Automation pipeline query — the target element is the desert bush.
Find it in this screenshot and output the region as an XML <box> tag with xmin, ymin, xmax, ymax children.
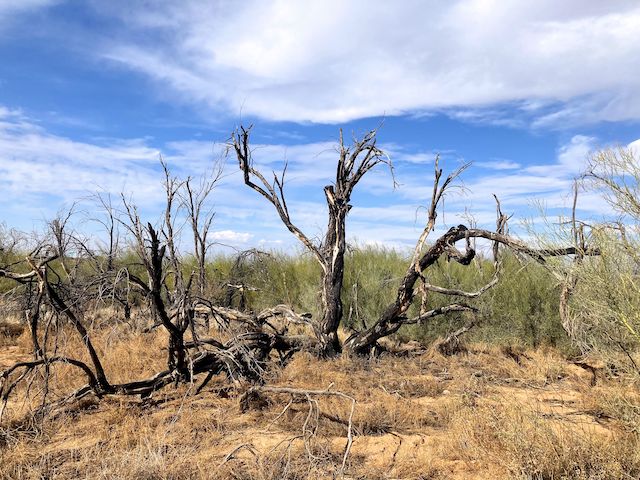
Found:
<box><xmin>473</xmin><ymin>253</ymin><xmax>567</xmax><ymax>348</ymax></box>
<box><xmin>203</xmin><ymin>245</ymin><xmax>566</xmax><ymax>350</ymax></box>
<box><xmin>395</xmin><ymin>252</ymin><xmax>565</xmax><ymax>349</ymax></box>
<box><xmin>545</xmin><ymin>147</ymin><xmax>640</xmax><ymax>374</ymax></box>
<box><xmin>342</xmin><ymin>245</ymin><xmax>408</xmax><ymax>330</ymax></box>
<box><xmin>570</xmin><ymin>229</ymin><xmax>640</xmax><ymax>363</ymax></box>
<box><xmin>215</xmin><ymin>246</ymin><xmax>567</xmax><ymax>352</ymax></box>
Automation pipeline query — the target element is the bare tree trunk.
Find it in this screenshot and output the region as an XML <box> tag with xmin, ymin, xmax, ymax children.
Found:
<box><xmin>27</xmin><ymin>287</ymin><xmax>44</xmax><ymax>359</ymax></box>
<box><xmin>182</xmin><ymin>171</ymin><xmax>220</xmax><ymax>297</ymax></box>
<box><xmin>315</xmin><ymin>190</ymin><xmax>348</xmax><ymax>354</ymax></box>
<box><xmin>44</xmin><ymin>280</ymin><xmax>112</xmax><ymax>392</ymax></box>
<box><xmin>231</xmin><ymin>126</ymin><xmax>391</xmax><ymax>357</ymax></box>
<box><xmin>558</xmin><ymin>181</ymin><xmax>585</xmax><ymax>340</ymax></box>
<box><xmin>146</xmin><ymin>224</ymin><xmax>188</xmax><ymax>377</ymax></box>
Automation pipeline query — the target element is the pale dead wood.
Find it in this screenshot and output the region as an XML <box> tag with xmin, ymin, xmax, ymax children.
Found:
<box><xmin>344</xmin><ymin>166</ymin><xmax>596</xmax><ymax>355</ymax></box>
<box><xmin>231</xmin><ymin>125</ymin><xmax>393</xmax><ymax>356</ymax></box>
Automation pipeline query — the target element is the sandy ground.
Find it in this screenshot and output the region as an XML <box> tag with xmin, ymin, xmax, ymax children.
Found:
<box><xmin>0</xmin><ymin>326</ymin><xmax>637</xmax><ymax>479</ymax></box>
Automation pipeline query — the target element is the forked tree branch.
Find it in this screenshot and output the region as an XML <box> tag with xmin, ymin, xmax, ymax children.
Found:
<box><xmin>232</xmin><ymin>126</ymin><xmax>325</xmax><ymax>266</ymax></box>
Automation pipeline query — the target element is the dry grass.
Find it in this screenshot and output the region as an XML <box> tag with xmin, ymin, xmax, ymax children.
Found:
<box><xmin>0</xmin><ymin>315</ymin><xmax>24</xmax><ymax>349</ymax></box>
<box><xmin>0</xmin><ymin>319</ymin><xmax>639</xmax><ymax>479</ymax></box>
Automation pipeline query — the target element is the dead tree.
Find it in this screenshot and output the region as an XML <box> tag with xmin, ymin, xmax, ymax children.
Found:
<box><xmin>344</xmin><ymin>160</ymin><xmax>596</xmax><ymax>355</ymax></box>
<box><xmin>181</xmin><ymin>165</ymin><xmax>222</xmax><ymax>296</ymax></box>
<box><xmin>1</xmin><ymin>215</ymin><xmax>312</xmax><ymax>418</ymax></box>
<box><xmin>89</xmin><ymin>193</ymin><xmax>135</xmax><ymax>321</ymax></box>
<box><xmin>0</xmin><ymin>223</ymin><xmax>115</xmax><ymax>397</ymax></box>
<box><xmin>0</xmin><ymin>162</ymin><xmax>321</xmax><ymax>422</ymax></box>
<box><xmin>119</xmin><ymin>191</ymin><xmax>192</xmax><ymax>378</ymax></box>
<box><xmin>231</xmin><ymin>126</ymin><xmax>392</xmax><ymax>356</ymax></box>
<box><xmin>558</xmin><ymin>181</ymin><xmax>587</xmax><ymax>339</ymax></box>
<box><xmin>223</xmin><ymin>249</ymin><xmax>270</xmax><ymax>311</ymax></box>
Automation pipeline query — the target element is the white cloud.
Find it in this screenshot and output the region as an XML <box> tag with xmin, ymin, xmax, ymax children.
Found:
<box><xmin>525</xmin><ymin>135</ymin><xmax>596</xmax><ymax>176</ymax></box>
<box><xmin>628</xmin><ymin>138</ymin><xmax>640</xmax><ymax>153</ymax></box>
<box><xmin>0</xmin><ymin>105</ymin><xmax>618</xmax><ymax>250</ymax></box>
<box><xmin>476</xmin><ymin>160</ymin><xmax>521</xmax><ymax>170</ymax></box>
<box><xmin>557</xmin><ymin>135</ymin><xmax>597</xmax><ymax>171</ymax></box>
<box><xmin>211</xmin><ymin>230</ymin><xmax>253</xmax><ymax>243</ymax></box>
<box><xmin>0</xmin><ymin>109</ymin><xmax>165</xmax><ymax>210</ymax></box>
<box><xmin>381</xmin><ymin>142</ymin><xmax>442</xmax><ymax>165</ymax></box>
<box><xmin>92</xmin><ymin>0</ymin><xmax>640</xmax><ymax>125</ymax></box>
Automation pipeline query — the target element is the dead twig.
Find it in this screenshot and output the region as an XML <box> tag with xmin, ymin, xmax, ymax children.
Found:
<box><xmin>240</xmin><ymin>383</ymin><xmax>356</xmax><ymax>475</ymax></box>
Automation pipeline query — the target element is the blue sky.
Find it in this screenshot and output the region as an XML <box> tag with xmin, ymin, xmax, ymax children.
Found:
<box><xmin>1</xmin><ymin>0</ymin><xmax>639</xmax><ymax>251</ymax></box>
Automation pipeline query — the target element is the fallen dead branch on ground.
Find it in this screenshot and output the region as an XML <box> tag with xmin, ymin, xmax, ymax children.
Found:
<box><xmin>239</xmin><ymin>383</ymin><xmax>356</xmax><ymax>475</ymax></box>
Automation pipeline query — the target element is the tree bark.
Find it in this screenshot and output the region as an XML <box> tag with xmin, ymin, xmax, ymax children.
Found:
<box><xmin>316</xmin><ymin>188</ymin><xmax>348</xmax><ymax>355</ymax></box>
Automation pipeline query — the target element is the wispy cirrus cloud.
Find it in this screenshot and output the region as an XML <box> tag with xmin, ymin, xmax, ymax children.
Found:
<box><xmin>475</xmin><ymin>160</ymin><xmax>521</xmax><ymax>170</ymax></box>
<box><xmin>0</xmin><ymin>108</ymin><xmax>162</xmax><ymax>210</ymax></box>
<box><xmin>0</xmin><ymin>105</ymin><xmax>620</xmax><ymax>249</ymax></box>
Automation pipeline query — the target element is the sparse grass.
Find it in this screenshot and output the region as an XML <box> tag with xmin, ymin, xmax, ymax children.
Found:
<box><xmin>449</xmin><ymin>400</ymin><xmax>640</xmax><ymax>479</ymax></box>
<box><xmin>0</xmin><ymin>315</ymin><xmax>24</xmax><ymax>348</ymax></box>
<box><xmin>1</xmin><ymin>320</ymin><xmax>638</xmax><ymax>479</ymax></box>
<box><xmin>581</xmin><ymin>385</ymin><xmax>640</xmax><ymax>434</ymax></box>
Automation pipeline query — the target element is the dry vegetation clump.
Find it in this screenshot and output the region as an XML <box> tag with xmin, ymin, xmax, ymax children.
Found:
<box><xmin>1</xmin><ymin>321</ymin><xmax>638</xmax><ymax>479</ymax></box>
<box><xmin>580</xmin><ymin>385</ymin><xmax>640</xmax><ymax>434</ymax></box>
<box><xmin>7</xmin><ymin>322</ymin><xmax>169</xmax><ymax>396</ymax></box>
<box><xmin>448</xmin><ymin>400</ymin><xmax>640</xmax><ymax>479</ymax></box>
<box><xmin>0</xmin><ymin>316</ymin><xmax>23</xmax><ymax>344</ymax></box>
